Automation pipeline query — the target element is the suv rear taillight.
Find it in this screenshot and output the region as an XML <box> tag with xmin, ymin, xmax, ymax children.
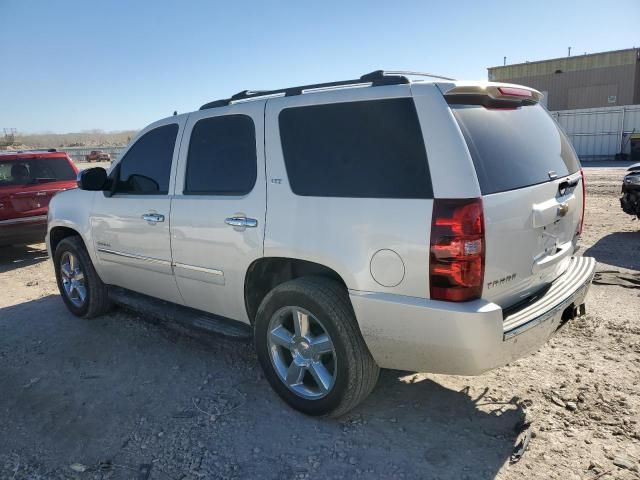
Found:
<box><xmin>578</xmin><ymin>168</ymin><xmax>586</xmax><ymax>235</ymax></box>
<box><xmin>430</xmin><ymin>198</ymin><xmax>485</xmax><ymax>302</ymax></box>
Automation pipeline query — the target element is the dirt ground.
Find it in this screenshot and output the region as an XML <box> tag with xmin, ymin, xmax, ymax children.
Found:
<box><xmin>0</xmin><ymin>164</ymin><xmax>639</xmax><ymax>480</ymax></box>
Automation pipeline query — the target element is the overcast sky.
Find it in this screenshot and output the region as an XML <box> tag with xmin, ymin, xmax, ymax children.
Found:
<box><xmin>1</xmin><ymin>0</ymin><xmax>639</xmax><ymax>133</ymax></box>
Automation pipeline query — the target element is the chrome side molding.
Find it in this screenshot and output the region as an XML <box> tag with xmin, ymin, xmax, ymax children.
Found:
<box><xmin>97</xmin><ymin>248</ymin><xmax>223</xmax><ymax>276</ymax></box>
<box><xmin>96</xmin><ymin>248</ymin><xmax>172</xmax><ymax>266</ymax></box>
<box><xmin>172</xmin><ymin>262</ymin><xmax>223</xmax><ymax>276</ymax></box>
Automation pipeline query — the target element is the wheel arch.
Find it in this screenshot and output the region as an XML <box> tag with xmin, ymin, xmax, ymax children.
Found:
<box><xmin>48</xmin><ymin>225</ymin><xmax>84</xmax><ymax>255</ymax></box>
<box><xmin>244</xmin><ymin>257</ymin><xmax>350</xmax><ymax>325</ymax></box>
<box><xmin>46</xmin><ymin>188</ymin><xmax>96</xmax><ymax>259</ymax></box>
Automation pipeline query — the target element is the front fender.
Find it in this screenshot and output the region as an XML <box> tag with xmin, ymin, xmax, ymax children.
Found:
<box><xmin>47</xmin><ymin>189</ymin><xmax>97</xmax><ymax>264</ymax></box>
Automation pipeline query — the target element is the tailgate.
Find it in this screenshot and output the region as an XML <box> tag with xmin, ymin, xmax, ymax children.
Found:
<box><xmin>450</xmin><ymin>102</ymin><xmax>583</xmax><ymax>308</ymax></box>
<box><xmin>0</xmin><ymin>184</ymin><xmax>69</xmax><ymax>222</ymax></box>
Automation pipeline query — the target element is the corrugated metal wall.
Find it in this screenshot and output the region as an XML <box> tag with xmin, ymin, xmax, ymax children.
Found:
<box><xmin>489</xmin><ymin>49</ymin><xmax>638</xmax><ymax>81</ymax></box>
<box><xmin>488</xmin><ymin>49</ymin><xmax>639</xmax><ymax>110</ymax></box>
<box><xmin>489</xmin><ymin>63</ymin><xmax>636</xmax><ymax>110</ymax></box>
<box><xmin>551</xmin><ymin>105</ymin><xmax>640</xmax><ymax>158</ymax></box>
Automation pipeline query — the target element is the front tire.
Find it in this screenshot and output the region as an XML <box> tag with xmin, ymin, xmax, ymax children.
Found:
<box><xmin>254</xmin><ymin>277</ymin><xmax>379</xmax><ymax>417</ymax></box>
<box><xmin>53</xmin><ymin>236</ymin><xmax>111</xmax><ymax>318</ymax></box>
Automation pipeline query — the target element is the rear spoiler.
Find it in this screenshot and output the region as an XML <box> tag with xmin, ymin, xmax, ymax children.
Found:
<box><xmin>440</xmin><ymin>84</ymin><xmax>543</xmax><ymax>108</ymax></box>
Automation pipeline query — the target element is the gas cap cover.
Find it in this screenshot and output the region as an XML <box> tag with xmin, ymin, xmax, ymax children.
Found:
<box><xmin>370</xmin><ymin>249</ymin><xmax>405</xmax><ymax>287</ymax></box>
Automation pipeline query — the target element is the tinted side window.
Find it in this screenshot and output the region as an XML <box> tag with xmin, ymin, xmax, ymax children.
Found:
<box><xmin>279</xmin><ymin>98</ymin><xmax>432</xmax><ymax>198</ymax></box>
<box><xmin>185</xmin><ymin>115</ymin><xmax>257</xmax><ymax>195</ymax></box>
<box><xmin>452</xmin><ymin>104</ymin><xmax>580</xmax><ymax>195</ymax></box>
<box><xmin>116</xmin><ymin>124</ymin><xmax>178</xmax><ymax>195</ymax></box>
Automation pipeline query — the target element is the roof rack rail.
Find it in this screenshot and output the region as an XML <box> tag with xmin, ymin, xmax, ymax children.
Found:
<box><xmin>199</xmin><ymin>70</ymin><xmax>455</xmax><ymax>110</ymax></box>
<box><xmin>367</xmin><ymin>70</ymin><xmax>456</xmax><ymax>82</ymax></box>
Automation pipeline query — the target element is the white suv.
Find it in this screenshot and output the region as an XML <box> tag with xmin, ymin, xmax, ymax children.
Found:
<box><xmin>47</xmin><ymin>71</ymin><xmax>596</xmax><ymax>417</ymax></box>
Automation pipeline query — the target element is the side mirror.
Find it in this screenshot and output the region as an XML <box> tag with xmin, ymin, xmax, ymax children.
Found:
<box><xmin>77</xmin><ymin>167</ymin><xmax>108</xmax><ymax>191</ymax></box>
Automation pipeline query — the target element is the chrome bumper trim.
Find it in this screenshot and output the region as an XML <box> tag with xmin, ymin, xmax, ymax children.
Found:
<box><xmin>503</xmin><ymin>256</ymin><xmax>596</xmax><ymax>340</ymax></box>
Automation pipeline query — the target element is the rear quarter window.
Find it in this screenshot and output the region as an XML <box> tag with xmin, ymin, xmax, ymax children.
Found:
<box><xmin>278</xmin><ymin>98</ymin><xmax>432</xmax><ymax>199</ymax></box>
<box><xmin>452</xmin><ymin>104</ymin><xmax>580</xmax><ymax>195</ymax></box>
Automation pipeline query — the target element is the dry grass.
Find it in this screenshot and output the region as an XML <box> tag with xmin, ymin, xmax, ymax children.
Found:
<box><xmin>9</xmin><ymin>130</ymin><xmax>138</xmax><ymax>149</ymax></box>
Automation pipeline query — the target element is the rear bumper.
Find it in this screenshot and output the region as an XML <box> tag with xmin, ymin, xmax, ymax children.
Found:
<box><xmin>350</xmin><ymin>256</ymin><xmax>596</xmax><ymax>375</ymax></box>
<box><xmin>0</xmin><ymin>216</ymin><xmax>47</xmax><ymax>246</ymax></box>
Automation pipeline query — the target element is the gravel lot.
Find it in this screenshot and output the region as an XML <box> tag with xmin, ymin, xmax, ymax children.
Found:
<box><xmin>0</xmin><ymin>163</ymin><xmax>639</xmax><ymax>479</ymax></box>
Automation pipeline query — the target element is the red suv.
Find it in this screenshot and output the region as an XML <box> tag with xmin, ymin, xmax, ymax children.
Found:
<box><xmin>0</xmin><ymin>150</ymin><xmax>78</xmax><ymax>246</ymax></box>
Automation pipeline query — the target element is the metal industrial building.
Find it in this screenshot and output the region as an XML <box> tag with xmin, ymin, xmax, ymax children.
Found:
<box><xmin>488</xmin><ymin>48</ymin><xmax>640</xmax><ymax>111</ymax></box>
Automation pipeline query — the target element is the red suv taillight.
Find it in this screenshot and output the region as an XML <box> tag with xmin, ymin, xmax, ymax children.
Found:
<box><xmin>578</xmin><ymin>168</ymin><xmax>586</xmax><ymax>235</ymax></box>
<box><xmin>430</xmin><ymin>198</ymin><xmax>485</xmax><ymax>302</ymax></box>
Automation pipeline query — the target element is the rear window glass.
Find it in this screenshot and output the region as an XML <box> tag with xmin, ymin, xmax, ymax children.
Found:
<box><xmin>0</xmin><ymin>157</ymin><xmax>75</xmax><ymax>187</ymax></box>
<box><xmin>185</xmin><ymin>115</ymin><xmax>257</xmax><ymax>195</ymax></box>
<box><xmin>452</xmin><ymin>104</ymin><xmax>580</xmax><ymax>195</ymax></box>
<box><xmin>279</xmin><ymin>98</ymin><xmax>432</xmax><ymax>198</ymax></box>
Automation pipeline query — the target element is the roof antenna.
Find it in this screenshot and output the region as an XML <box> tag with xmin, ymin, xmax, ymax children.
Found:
<box><xmin>173</xmin><ymin>110</ymin><xmax>177</xmax><ymax>116</ymax></box>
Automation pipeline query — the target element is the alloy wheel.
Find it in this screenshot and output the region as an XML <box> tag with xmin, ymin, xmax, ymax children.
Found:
<box><xmin>267</xmin><ymin>306</ymin><xmax>337</xmax><ymax>400</ymax></box>
<box><xmin>60</xmin><ymin>251</ymin><xmax>87</xmax><ymax>307</ymax></box>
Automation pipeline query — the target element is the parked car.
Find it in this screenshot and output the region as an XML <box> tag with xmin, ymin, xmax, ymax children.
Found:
<box><xmin>0</xmin><ymin>150</ymin><xmax>78</xmax><ymax>246</ymax></box>
<box><xmin>620</xmin><ymin>162</ymin><xmax>640</xmax><ymax>219</ymax></box>
<box><xmin>85</xmin><ymin>150</ymin><xmax>111</xmax><ymax>162</ymax></box>
<box><xmin>47</xmin><ymin>71</ymin><xmax>596</xmax><ymax>417</ymax></box>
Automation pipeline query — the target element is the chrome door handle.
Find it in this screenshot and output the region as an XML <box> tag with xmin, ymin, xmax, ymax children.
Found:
<box><xmin>225</xmin><ymin>217</ymin><xmax>258</xmax><ymax>228</ymax></box>
<box><xmin>142</xmin><ymin>213</ymin><xmax>165</xmax><ymax>223</ymax></box>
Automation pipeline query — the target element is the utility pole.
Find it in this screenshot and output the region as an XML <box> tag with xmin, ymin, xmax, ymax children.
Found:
<box><xmin>568</xmin><ymin>46</ymin><xmax>572</xmax><ymax>57</ymax></box>
<box><xmin>0</xmin><ymin>128</ymin><xmax>17</xmax><ymax>150</ymax></box>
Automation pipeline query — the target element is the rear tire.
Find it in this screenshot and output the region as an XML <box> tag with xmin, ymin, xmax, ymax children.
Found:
<box><xmin>254</xmin><ymin>276</ymin><xmax>379</xmax><ymax>417</ymax></box>
<box><xmin>54</xmin><ymin>236</ymin><xmax>112</xmax><ymax>318</ymax></box>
